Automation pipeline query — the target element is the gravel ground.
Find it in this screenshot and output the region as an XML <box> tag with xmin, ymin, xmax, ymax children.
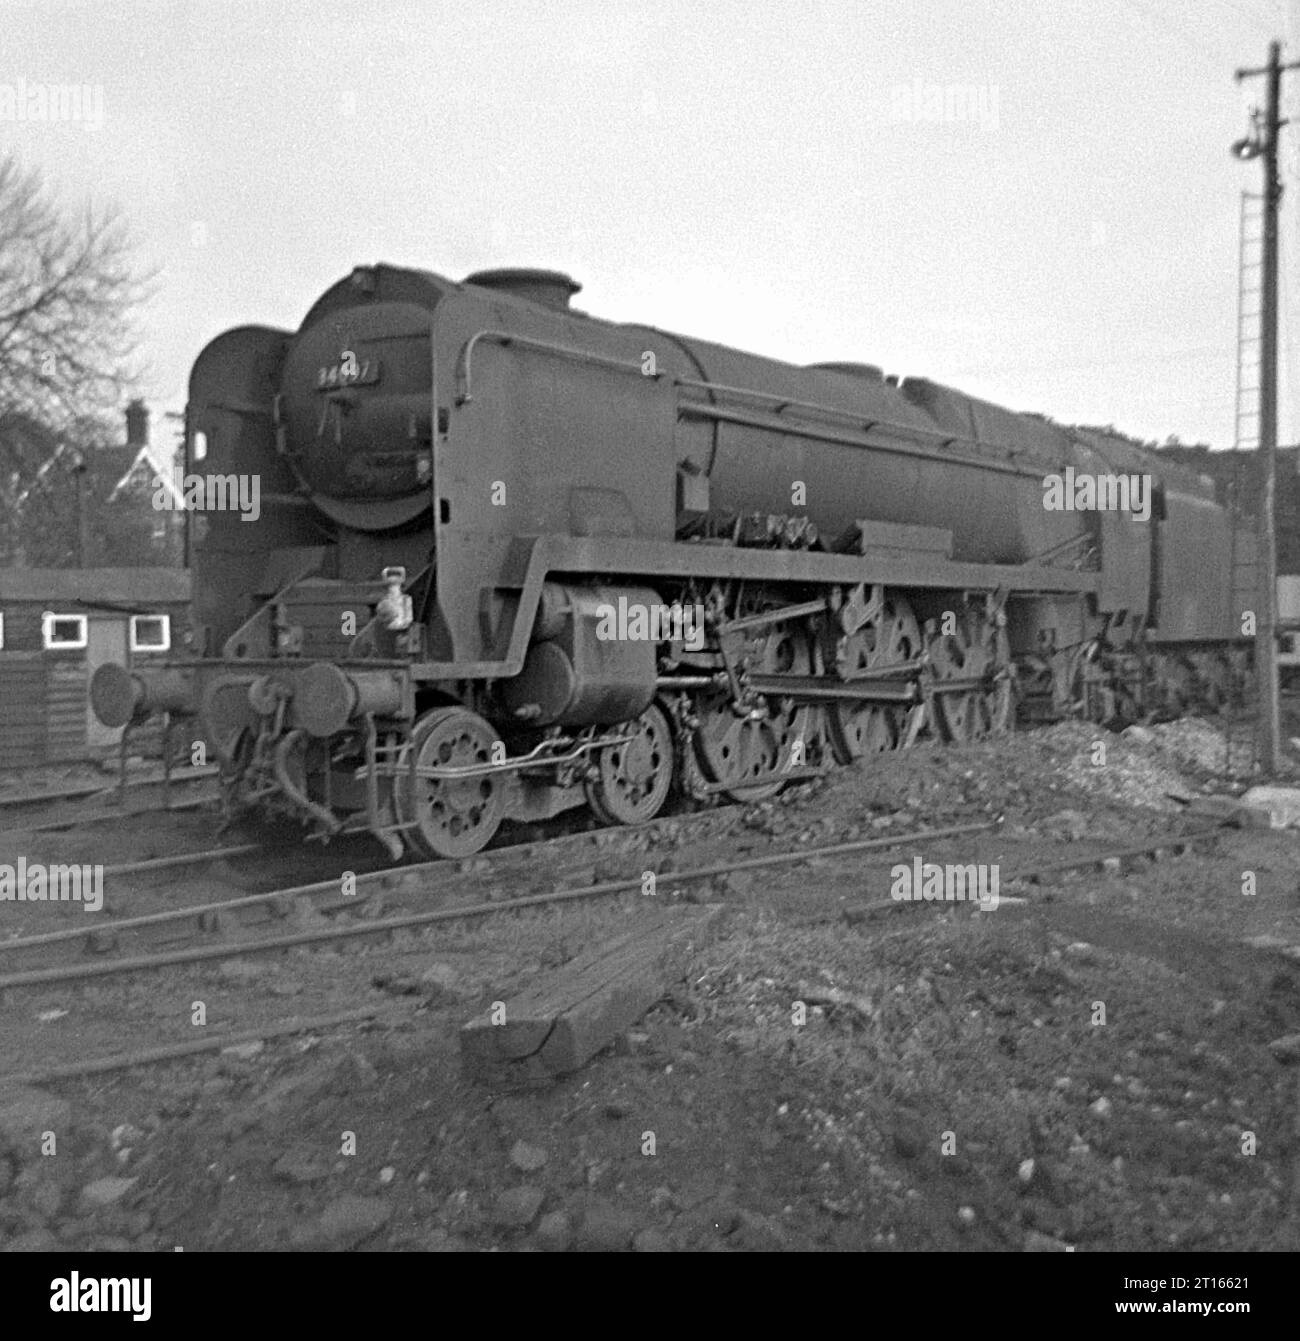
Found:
<box><xmin>3</xmin><ymin>715</ymin><xmax>1300</xmax><ymax>1252</ymax></box>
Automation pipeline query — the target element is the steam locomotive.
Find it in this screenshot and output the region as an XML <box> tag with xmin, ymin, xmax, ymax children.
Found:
<box><xmin>90</xmin><ymin>264</ymin><xmax>1255</xmax><ymax>859</ymax></box>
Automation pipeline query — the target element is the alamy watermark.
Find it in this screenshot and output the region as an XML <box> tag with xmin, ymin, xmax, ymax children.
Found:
<box><xmin>890</xmin><ymin>857</ymin><xmax>1000</xmax><ymax>910</ymax></box>
<box><xmin>153</xmin><ymin>470</ymin><xmax>261</xmax><ymax>522</ymax></box>
<box><xmin>890</xmin><ymin>81</ymin><xmax>999</xmax><ymax>131</ymax></box>
<box><xmin>1042</xmin><ymin>468</ymin><xmax>1151</xmax><ymax>520</ymax></box>
<box><xmin>1</xmin><ymin>859</ymin><xmax>103</xmax><ymax>912</ymax></box>
<box><xmin>50</xmin><ymin>1274</ymin><xmax>151</xmax><ymax>1322</ymax></box>
<box><xmin>0</xmin><ymin>79</ymin><xmax>104</xmax><ymax>130</ymax></box>
<box><xmin>594</xmin><ymin>597</ymin><xmax>706</xmax><ymax>651</ymax></box>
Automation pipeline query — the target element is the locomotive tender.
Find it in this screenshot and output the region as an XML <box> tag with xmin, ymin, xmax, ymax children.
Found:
<box><xmin>91</xmin><ymin>264</ymin><xmax>1254</xmax><ymax>858</ymax></box>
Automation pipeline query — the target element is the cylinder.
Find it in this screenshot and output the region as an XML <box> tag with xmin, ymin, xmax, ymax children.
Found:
<box><xmin>531</xmin><ymin>582</ymin><xmax>573</xmax><ymax>642</ymax></box>
<box><xmin>498</xmin><ymin>640</ymin><xmax>577</xmax><ymax>723</ymax></box>
<box><xmin>499</xmin><ymin>584</ymin><xmax>660</xmax><ymax>726</ymax></box>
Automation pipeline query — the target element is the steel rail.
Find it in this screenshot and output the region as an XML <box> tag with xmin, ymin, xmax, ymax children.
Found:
<box><xmin>0</xmin><ymin>805</ymin><xmax>748</xmax><ymax>956</ymax></box>
<box><xmin>0</xmin><ymin>766</ymin><xmax>216</xmax><ymax>809</ymax></box>
<box><xmin>0</xmin><ymin>1006</ymin><xmax>393</xmax><ymax>1087</ymax></box>
<box><xmin>842</xmin><ymin>822</ymin><xmax>1232</xmax><ymax>921</ymax></box>
<box><xmin>0</xmin><ymin>821</ymin><xmax>994</xmax><ymax>990</ymax></box>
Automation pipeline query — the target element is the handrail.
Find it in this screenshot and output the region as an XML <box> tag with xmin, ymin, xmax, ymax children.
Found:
<box><xmin>679</xmin><ymin>402</ymin><xmax>1046</xmax><ymax>481</ymax></box>
<box><xmin>455</xmin><ymin>329</ymin><xmax>651</xmax><ymax>404</ymax></box>
<box><xmin>676</xmin><ymin>376</ymin><xmax>1062</xmax><ymax>469</ymax></box>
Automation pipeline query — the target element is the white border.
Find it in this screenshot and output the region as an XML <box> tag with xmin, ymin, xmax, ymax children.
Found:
<box><xmin>41</xmin><ymin>611</ymin><xmax>88</xmax><ymax>651</ymax></box>
<box><xmin>129</xmin><ymin>613</ymin><xmax>171</xmax><ymax>652</ymax></box>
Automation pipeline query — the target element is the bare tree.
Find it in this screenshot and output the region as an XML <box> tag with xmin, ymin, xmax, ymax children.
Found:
<box><xmin>0</xmin><ymin>153</ymin><xmax>150</xmax><ymax>563</ymax></box>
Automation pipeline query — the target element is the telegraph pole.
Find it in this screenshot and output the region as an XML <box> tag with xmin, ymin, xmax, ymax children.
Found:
<box><xmin>71</xmin><ymin>449</ymin><xmax>89</xmax><ymax>568</ymax></box>
<box><xmin>1235</xmin><ymin>40</ymin><xmax>1300</xmax><ymax>775</ymax></box>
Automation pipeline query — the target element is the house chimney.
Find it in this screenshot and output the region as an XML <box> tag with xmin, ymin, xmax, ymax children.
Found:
<box><xmin>125</xmin><ymin>398</ymin><xmax>149</xmax><ymax>448</ymax></box>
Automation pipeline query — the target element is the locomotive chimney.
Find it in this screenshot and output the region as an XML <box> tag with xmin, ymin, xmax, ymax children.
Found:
<box><xmin>125</xmin><ymin>398</ymin><xmax>150</xmax><ymax>448</ymax></box>
<box><xmin>464</xmin><ymin>268</ymin><xmax>581</xmax><ymax>311</ymax></box>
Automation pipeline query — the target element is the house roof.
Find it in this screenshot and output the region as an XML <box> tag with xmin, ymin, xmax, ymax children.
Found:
<box><xmin>0</xmin><ymin>567</ymin><xmax>190</xmax><ymax>606</ymax></box>
<box><xmin>106</xmin><ymin>444</ymin><xmax>186</xmax><ymax>507</ymax></box>
<box><xmin>3</xmin><ymin>412</ymin><xmax>187</xmax><ymax>512</ymax></box>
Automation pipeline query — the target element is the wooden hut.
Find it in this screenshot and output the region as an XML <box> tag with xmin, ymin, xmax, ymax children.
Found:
<box><xmin>0</xmin><ymin>567</ymin><xmax>190</xmax><ymax>768</ymax></box>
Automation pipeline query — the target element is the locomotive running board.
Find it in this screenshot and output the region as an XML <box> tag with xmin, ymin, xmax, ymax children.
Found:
<box><xmin>416</xmin><ymin>533</ymin><xmax>1100</xmax><ymax>682</ymax></box>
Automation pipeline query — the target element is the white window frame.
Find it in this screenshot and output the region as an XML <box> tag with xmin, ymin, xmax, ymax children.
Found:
<box><xmin>42</xmin><ymin>612</ymin><xmax>88</xmax><ymax>651</ymax></box>
<box><xmin>0</xmin><ymin>612</ymin><xmax>5</xmax><ymax>650</ymax></box>
<box><xmin>129</xmin><ymin>613</ymin><xmax>171</xmax><ymax>653</ymax></box>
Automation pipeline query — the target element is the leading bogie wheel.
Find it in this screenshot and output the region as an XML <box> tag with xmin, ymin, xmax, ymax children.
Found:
<box><xmin>398</xmin><ymin>706</ymin><xmax>506</xmax><ymax>860</ymax></box>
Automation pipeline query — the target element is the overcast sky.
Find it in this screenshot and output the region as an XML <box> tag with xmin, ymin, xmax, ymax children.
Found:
<box><xmin>5</xmin><ymin>0</ymin><xmax>1300</xmax><ymax>452</ymax></box>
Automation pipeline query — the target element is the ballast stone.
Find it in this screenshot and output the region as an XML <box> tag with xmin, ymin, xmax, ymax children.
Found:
<box><xmin>293</xmin><ymin>1195</ymin><xmax>391</xmax><ymax>1249</ymax></box>
<box><xmin>0</xmin><ymin>1086</ymin><xmax>72</xmax><ymax>1148</ymax></box>
<box><xmin>1238</xmin><ymin>785</ymin><xmax>1300</xmax><ymax>829</ymax></box>
<box><xmin>79</xmin><ymin>1176</ymin><xmax>137</xmax><ymax>1210</ymax></box>
<box><xmin>492</xmin><ymin>1185</ymin><xmax>544</xmax><ymax>1228</ymax></box>
<box><xmin>1267</xmin><ymin>1033</ymin><xmax>1300</xmax><ymax>1063</ymax></box>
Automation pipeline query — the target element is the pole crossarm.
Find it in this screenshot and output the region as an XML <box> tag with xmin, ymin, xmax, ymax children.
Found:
<box><xmin>1236</xmin><ymin>61</ymin><xmax>1300</xmax><ymax>80</ymax></box>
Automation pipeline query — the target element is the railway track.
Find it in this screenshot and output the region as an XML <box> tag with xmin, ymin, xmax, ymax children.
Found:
<box><xmin>14</xmin><ymin>799</ymin><xmax>752</xmax><ymax>921</ymax></box>
<box><xmin>2</xmin><ymin>782</ymin><xmax>747</xmax><ymax>912</ymax></box>
<box><xmin>0</xmin><ymin>800</ymin><xmax>752</xmax><ymax>970</ymax></box>
<box><xmin>0</xmin><ymin>818</ymin><xmax>1234</xmax><ymax>994</ymax></box>
<box><xmin>0</xmin><ymin>1006</ymin><xmax>404</xmax><ymax>1087</ymax></box>
<box><xmin>0</xmin><ymin>764</ymin><xmax>217</xmax><ymax>810</ymax></box>
<box><xmin>13</xmin><ymin>772</ymin><xmax>768</xmax><ymax>897</ymax></box>
<box><xmin>0</xmin><ymin>767</ymin><xmax>218</xmax><ymax>836</ymax></box>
